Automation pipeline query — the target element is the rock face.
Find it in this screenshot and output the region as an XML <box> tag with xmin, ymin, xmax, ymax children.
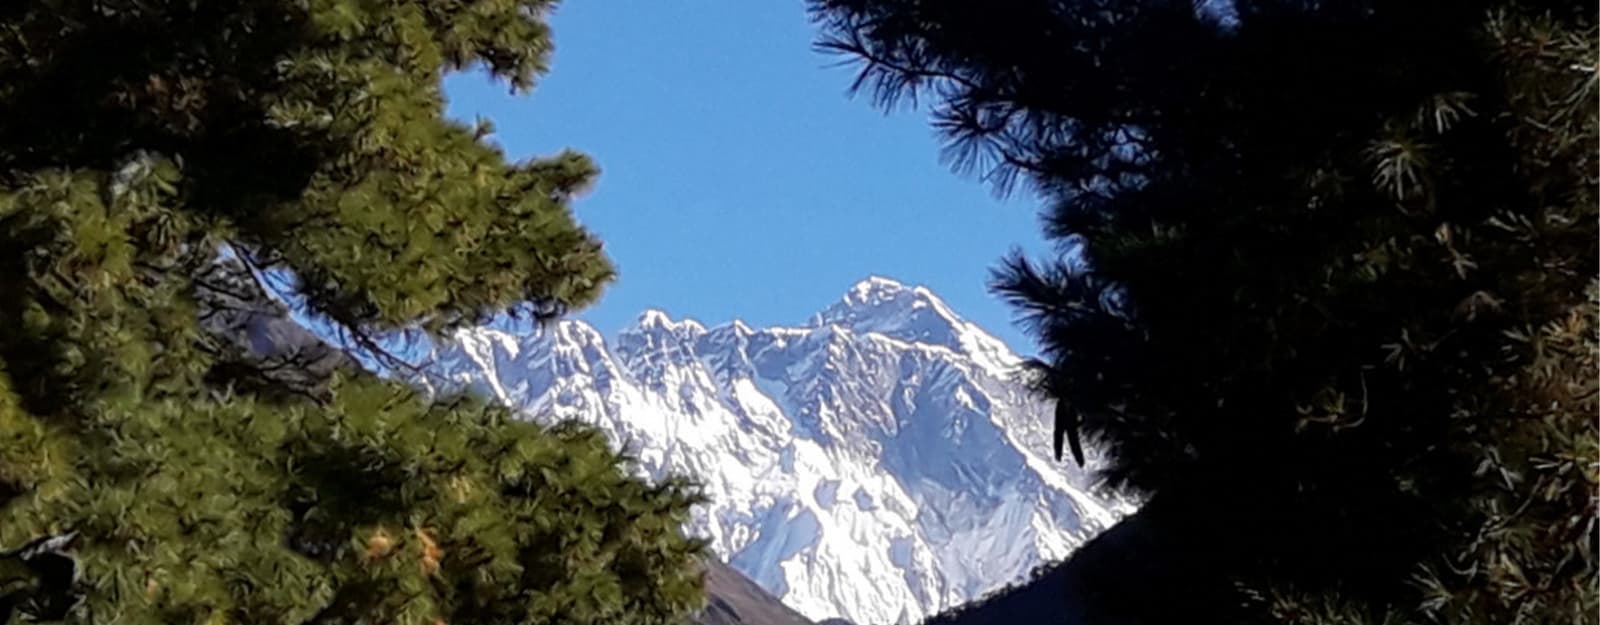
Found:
<box><xmin>195</xmin><ymin>257</ymin><xmax>357</xmax><ymax>399</ymax></box>
<box><xmin>422</xmin><ymin>277</ymin><xmax>1134</xmax><ymax>625</ymax></box>
<box><xmin>698</xmin><ymin>558</ymin><xmax>817</xmax><ymax>625</ymax></box>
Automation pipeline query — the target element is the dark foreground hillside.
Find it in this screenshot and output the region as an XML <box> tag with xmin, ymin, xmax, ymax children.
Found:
<box><xmin>918</xmin><ymin>499</ymin><xmax>1234</xmax><ymax>625</ymax></box>
<box><xmin>915</xmin><ymin>564</ymin><xmax>1070</xmax><ymax>625</ymax></box>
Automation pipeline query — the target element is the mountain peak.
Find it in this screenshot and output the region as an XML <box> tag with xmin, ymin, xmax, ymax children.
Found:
<box><xmin>837</xmin><ymin>276</ymin><xmax>952</xmax><ymax>313</ymax></box>
<box><xmin>630</xmin><ymin>308</ymin><xmax>707</xmax><ymax>337</ymax></box>
<box><xmin>545</xmin><ymin>318</ymin><xmax>608</xmax><ymax>349</ymax></box>
<box><xmin>616</xmin><ymin>309</ymin><xmax>707</xmax><ymax>369</ymax></box>
<box><xmin>833</xmin><ymin>276</ymin><xmax>954</xmax><ymax>316</ymax></box>
<box><xmin>415</xmin><ymin>276</ymin><xmax>1127</xmax><ymax>625</ymax></box>
<box><xmin>844</xmin><ymin>275</ymin><xmax>909</xmax><ymax>300</ymax></box>
<box><xmin>812</xmin><ymin>276</ymin><xmax>964</xmax><ymax>347</ymax></box>
<box><xmin>811</xmin><ymin>276</ymin><xmax>1023</xmax><ymax>375</ymax></box>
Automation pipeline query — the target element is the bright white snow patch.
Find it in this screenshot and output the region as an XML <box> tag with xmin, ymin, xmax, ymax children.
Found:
<box><xmin>423</xmin><ymin>277</ymin><xmax>1133</xmax><ymax>625</ymax></box>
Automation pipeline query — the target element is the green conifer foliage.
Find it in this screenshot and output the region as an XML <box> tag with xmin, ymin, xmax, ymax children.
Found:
<box><xmin>0</xmin><ymin>2</ymin><xmax>706</xmax><ymax>624</ymax></box>
<box><xmin>813</xmin><ymin>1</ymin><xmax>1596</xmax><ymax>623</ymax></box>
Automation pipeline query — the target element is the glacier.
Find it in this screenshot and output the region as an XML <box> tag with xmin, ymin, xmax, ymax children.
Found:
<box><xmin>417</xmin><ymin>276</ymin><xmax>1134</xmax><ymax>625</ymax></box>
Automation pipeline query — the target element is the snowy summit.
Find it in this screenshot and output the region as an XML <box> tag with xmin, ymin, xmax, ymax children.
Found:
<box><xmin>422</xmin><ymin>277</ymin><xmax>1134</xmax><ymax>625</ymax></box>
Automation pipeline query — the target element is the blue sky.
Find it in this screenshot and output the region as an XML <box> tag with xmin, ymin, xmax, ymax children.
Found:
<box><xmin>442</xmin><ymin>1</ymin><xmax>1051</xmax><ymax>353</ymax></box>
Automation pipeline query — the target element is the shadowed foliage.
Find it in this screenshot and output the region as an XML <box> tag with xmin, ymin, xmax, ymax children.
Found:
<box><xmin>812</xmin><ymin>1</ymin><xmax>1597</xmax><ymax>623</ymax></box>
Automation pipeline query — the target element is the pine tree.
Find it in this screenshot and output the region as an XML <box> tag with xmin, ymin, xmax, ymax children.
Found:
<box><xmin>811</xmin><ymin>1</ymin><xmax>1596</xmax><ymax>623</ymax></box>
<box><xmin>0</xmin><ymin>2</ymin><xmax>707</xmax><ymax>624</ymax></box>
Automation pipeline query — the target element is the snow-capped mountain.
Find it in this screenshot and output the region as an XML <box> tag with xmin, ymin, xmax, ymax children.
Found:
<box><xmin>420</xmin><ymin>277</ymin><xmax>1134</xmax><ymax>625</ymax></box>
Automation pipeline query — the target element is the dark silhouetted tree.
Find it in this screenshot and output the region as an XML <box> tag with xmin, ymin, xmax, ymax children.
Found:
<box><xmin>812</xmin><ymin>1</ymin><xmax>1596</xmax><ymax>623</ymax></box>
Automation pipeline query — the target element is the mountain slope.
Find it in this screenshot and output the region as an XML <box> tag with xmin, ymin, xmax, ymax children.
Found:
<box><xmin>699</xmin><ymin>559</ymin><xmax>818</xmax><ymax>625</ymax></box>
<box><xmin>422</xmin><ymin>277</ymin><xmax>1133</xmax><ymax>624</ymax></box>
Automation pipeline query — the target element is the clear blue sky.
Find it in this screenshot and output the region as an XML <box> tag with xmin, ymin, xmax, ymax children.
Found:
<box><xmin>442</xmin><ymin>1</ymin><xmax>1051</xmax><ymax>353</ymax></box>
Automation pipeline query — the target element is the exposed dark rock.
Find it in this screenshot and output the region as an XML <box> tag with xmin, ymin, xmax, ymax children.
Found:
<box><xmin>195</xmin><ymin>258</ymin><xmax>357</xmax><ymax>399</ymax></box>
<box><xmin>697</xmin><ymin>559</ymin><xmax>816</xmax><ymax>625</ymax></box>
